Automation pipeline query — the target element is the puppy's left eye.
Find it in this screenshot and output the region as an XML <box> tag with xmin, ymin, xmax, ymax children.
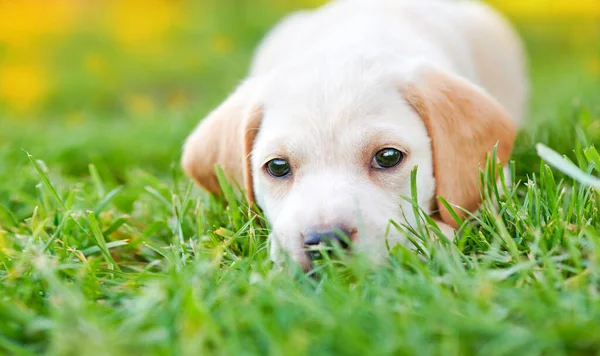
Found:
<box><xmin>372</xmin><ymin>148</ymin><xmax>404</xmax><ymax>169</ymax></box>
<box><xmin>266</xmin><ymin>158</ymin><xmax>291</xmax><ymax>178</ymax></box>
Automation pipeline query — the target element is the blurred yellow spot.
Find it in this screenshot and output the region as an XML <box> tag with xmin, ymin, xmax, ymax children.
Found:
<box><xmin>0</xmin><ymin>62</ymin><xmax>49</xmax><ymax>113</ymax></box>
<box><xmin>0</xmin><ymin>0</ymin><xmax>75</xmax><ymax>48</ymax></box>
<box><xmin>127</xmin><ymin>94</ymin><xmax>154</xmax><ymax>117</ymax></box>
<box><xmin>210</xmin><ymin>34</ymin><xmax>234</xmax><ymax>54</ymax></box>
<box><xmin>109</xmin><ymin>0</ymin><xmax>178</xmax><ymax>46</ymax></box>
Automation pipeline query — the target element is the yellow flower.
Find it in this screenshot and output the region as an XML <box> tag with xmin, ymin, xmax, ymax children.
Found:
<box><xmin>0</xmin><ymin>62</ymin><xmax>49</xmax><ymax>113</ymax></box>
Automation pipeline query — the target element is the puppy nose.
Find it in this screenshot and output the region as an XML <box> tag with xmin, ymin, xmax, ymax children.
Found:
<box><xmin>303</xmin><ymin>225</ymin><xmax>352</xmax><ymax>249</ymax></box>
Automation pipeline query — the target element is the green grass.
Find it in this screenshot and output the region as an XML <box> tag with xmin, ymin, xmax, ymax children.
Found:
<box><xmin>1</xmin><ymin>4</ymin><xmax>600</xmax><ymax>356</ymax></box>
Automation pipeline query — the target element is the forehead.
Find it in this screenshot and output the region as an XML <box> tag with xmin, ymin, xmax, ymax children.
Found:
<box><xmin>263</xmin><ymin>57</ymin><xmax>391</xmax><ymax>124</ymax></box>
<box><xmin>254</xmin><ymin>60</ymin><xmax>427</xmax><ymax>160</ymax></box>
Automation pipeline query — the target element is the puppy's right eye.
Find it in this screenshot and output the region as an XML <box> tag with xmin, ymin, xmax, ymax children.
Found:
<box><xmin>266</xmin><ymin>158</ymin><xmax>291</xmax><ymax>178</ymax></box>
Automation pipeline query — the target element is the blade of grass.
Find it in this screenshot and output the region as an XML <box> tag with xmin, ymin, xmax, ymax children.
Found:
<box><xmin>536</xmin><ymin>143</ymin><xmax>600</xmax><ymax>189</ymax></box>
<box><xmin>86</xmin><ymin>211</ymin><xmax>121</xmax><ymax>272</ymax></box>
<box><xmin>93</xmin><ymin>186</ymin><xmax>124</xmax><ymax>216</ymax></box>
<box><xmin>25</xmin><ymin>150</ymin><xmax>66</xmax><ymax>210</ymax></box>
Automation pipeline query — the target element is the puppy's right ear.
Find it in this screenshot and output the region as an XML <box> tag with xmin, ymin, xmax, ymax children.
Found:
<box><xmin>181</xmin><ymin>79</ymin><xmax>263</xmax><ymax>203</ymax></box>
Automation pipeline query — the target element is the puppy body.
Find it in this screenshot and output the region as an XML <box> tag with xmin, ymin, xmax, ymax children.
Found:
<box><xmin>183</xmin><ymin>0</ymin><xmax>527</xmax><ymax>269</ymax></box>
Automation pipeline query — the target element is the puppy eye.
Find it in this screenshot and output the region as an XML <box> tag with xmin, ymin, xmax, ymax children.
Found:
<box><xmin>372</xmin><ymin>148</ymin><xmax>404</xmax><ymax>169</ymax></box>
<box><xmin>266</xmin><ymin>158</ymin><xmax>291</xmax><ymax>178</ymax></box>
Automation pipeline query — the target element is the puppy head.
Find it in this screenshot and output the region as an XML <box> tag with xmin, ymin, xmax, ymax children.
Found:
<box><xmin>182</xmin><ymin>59</ymin><xmax>516</xmax><ymax>270</ymax></box>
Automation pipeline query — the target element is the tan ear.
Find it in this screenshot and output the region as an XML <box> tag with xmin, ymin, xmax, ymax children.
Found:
<box><xmin>181</xmin><ymin>80</ymin><xmax>262</xmax><ymax>204</ymax></box>
<box><xmin>402</xmin><ymin>65</ymin><xmax>517</xmax><ymax>228</ymax></box>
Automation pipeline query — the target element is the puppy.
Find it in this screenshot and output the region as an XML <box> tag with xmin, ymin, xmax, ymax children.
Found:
<box><xmin>182</xmin><ymin>0</ymin><xmax>528</xmax><ymax>270</ymax></box>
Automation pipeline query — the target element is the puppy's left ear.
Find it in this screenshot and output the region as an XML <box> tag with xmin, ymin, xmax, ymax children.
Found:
<box><xmin>401</xmin><ymin>64</ymin><xmax>517</xmax><ymax>228</ymax></box>
<box><xmin>181</xmin><ymin>79</ymin><xmax>263</xmax><ymax>204</ymax></box>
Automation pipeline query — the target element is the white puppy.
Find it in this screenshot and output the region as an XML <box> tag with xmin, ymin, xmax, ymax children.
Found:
<box><xmin>182</xmin><ymin>0</ymin><xmax>528</xmax><ymax>270</ymax></box>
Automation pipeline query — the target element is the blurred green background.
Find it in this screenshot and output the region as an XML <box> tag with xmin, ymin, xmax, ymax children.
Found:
<box><xmin>0</xmin><ymin>0</ymin><xmax>598</xmax><ymax>182</ymax></box>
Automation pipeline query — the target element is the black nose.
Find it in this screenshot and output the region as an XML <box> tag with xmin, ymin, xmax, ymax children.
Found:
<box><xmin>303</xmin><ymin>226</ymin><xmax>352</xmax><ymax>249</ymax></box>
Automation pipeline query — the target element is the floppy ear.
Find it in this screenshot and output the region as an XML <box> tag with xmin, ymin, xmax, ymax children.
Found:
<box><xmin>401</xmin><ymin>65</ymin><xmax>517</xmax><ymax>228</ymax></box>
<box><xmin>181</xmin><ymin>80</ymin><xmax>263</xmax><ymax>204</ymax></box>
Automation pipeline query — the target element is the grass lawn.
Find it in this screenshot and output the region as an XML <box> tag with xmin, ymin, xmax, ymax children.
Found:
<box><xmin>1</xmin><ymin>2</ymin><xmax>600</xmax><ymax>355</ymax></box>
